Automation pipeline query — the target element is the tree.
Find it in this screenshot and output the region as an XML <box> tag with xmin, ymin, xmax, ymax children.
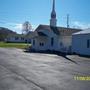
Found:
<box><xmin>22</xmin><ymin>21</ymin><xmax>32</xmax><ymax>35</ymax></box>
<box><xmin>22</xmin><ymin>21</ymin><xmax>32</xmax><ymax>48</ymax></box>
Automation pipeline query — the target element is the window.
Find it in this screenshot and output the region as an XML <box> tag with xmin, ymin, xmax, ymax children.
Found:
<box><xmin>21</xmin><ymin>37</ymin><xmax>24</xmax><ymax>40</ymax></box>
<box><xmin>15</xmin><ymin>37</ymin><xmax>19</xmax><ymax>40</ymax></box>
<box><xmin>60</xmin><ymin>42</ymin><xmax>63</xmax><ymax>46</ymax></box>
<box><xmin>40</xmin><ymin>43</ymin><xmax>44</xmax><ymax>46</ymax></box>
<box><xmin>33</xmin><ymin>40</ymin><xmax>35</xmax><ymax>46</ymax></box>
<box><xmin>40</xmin><ymin>43</ymin><xmax>41</xmax><ymax>46</ymax></box>
<box><xmin>25</xmin><ymin>40</ymin><xmax>27</xmax><ymax>43</ymax></box>
<box><xmin>51</xmin><ymin>37</ymin><xmax>54</xmax><ymax>46</ymax></box>
<box><xmin>29</xmin><ymin>39</ymin><xmax>31</xmax><ymax>43</ymax></box>
<box><xmin>87</xmin><ymin>39</ymin><xmax>90</xmax><ymax>48</ymax></box>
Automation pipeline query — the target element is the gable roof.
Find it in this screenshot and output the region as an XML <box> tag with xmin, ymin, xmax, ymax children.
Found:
<box><xmin>35</xmin><ymin>24</ymin><xmax>82</xmax><ymax>36</ymax></box>
<box><xmin>29</xmin><ymin>24</ymin><xmax>82</xmax><ymax>38</ymax></box>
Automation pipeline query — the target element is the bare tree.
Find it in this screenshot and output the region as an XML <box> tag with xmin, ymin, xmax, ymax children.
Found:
<box><xmin>22</xmin><ymin>21</ymin><xmax>32</xmax><ymax>47</ymax></box>
<box><xmin>22</xmin><ymin>21</ymin><xmax>32</xmax><ymax>35</ymax></box>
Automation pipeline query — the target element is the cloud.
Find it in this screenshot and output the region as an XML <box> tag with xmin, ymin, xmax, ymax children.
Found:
<box><xmin>0</xmin><ymin>22</ymin><xmax>24</xmax><ymax>33</ymax></box>
<box><xmin>5</xmin><ymin>22</ymin><xmax>23</xmax><ymax>33</ymax></box>
<box><xmin>72</xmin><ymin>21</ymin><xmax>90</xmax><ymax>29</ymax></box>
<box><xmin>14</xmin><ymin>24</ymin><xmax>22</xmax><ymax>30</ymax></box>
<box><xmin>11</xmin><ymin>23</ymin><xmax>23</xmax><ymax>33</ymax></box>
<box><xmin>1</xmin><ymin>22</ymin><xmax>22</xmax><ymax>30</ymax></box>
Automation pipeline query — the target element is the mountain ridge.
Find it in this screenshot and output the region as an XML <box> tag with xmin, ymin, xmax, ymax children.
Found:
<box><xmin>0</xmin><ymin>27</ymin><xmax>16</xmax><ymax>41</ymax></box>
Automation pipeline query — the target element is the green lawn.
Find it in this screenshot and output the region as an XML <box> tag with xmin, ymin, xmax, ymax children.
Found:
<box><xmin>0</xmin><ymin>42</ymin><xmax>31</xmax><ymax>49</ymax></box>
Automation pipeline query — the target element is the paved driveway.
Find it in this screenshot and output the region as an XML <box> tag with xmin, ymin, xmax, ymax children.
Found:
<box><xmin>0</xmin><ymin>48</ymin><xmax>90</xmax><ymax>90</ymax></box>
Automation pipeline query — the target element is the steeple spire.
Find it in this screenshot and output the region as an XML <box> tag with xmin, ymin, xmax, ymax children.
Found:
<box><xmin>50</xmin><ymin>0</ymin><xmax>57</xmax><ymax>27</ymax></box>
<box><xmin>52</xmin><ymin>0</ymin><xmax>55</xmax><ymax>13</ymax></box>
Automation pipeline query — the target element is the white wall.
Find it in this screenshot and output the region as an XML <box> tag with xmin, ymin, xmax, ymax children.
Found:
<box><xmin>72</xmin><ymin>34</ymin><xmax>90</xmax><ymax>55</ymax></box>
<box><xmin>32</xmin><ymin>35</ymin><xmax>72</xmax><ymax>52</ymax></box>
<box><xmin>31</xmin><ymin>29</ymin><xmax>72</xmax><ymax>52</ymax></box>
<box><xmin>32</xmin><ymin>36</ymin><xmax>59</xmax><ymax>51</ymax></box>
<box><xmin>31</xmin><ymin>29</ymin><xmax>58</xmax><ymax>51</ymax></box>
<box><xmin>31</xmin><ymin>36</ymin><xmax>49</xmax><ymax>51</ymax></box>
<box><xmin>56</xmin><ymin>36</ymin><xmax>72</xmax><ymax>52</ymax></box>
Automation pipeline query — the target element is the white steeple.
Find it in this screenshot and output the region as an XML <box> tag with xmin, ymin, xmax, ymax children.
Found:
<box><xmin>50</xmin><ymin>0</ymin><xmax>57</xmax><ymax>27</ymax></box>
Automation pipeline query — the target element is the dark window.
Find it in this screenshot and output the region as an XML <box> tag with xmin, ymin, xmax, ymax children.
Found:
<box><xmin>40</xmin><ymin>43</ymin><xmax>44</xmax><ymax>46</ymax></box>
<box><xmin>42</xmin><ymin>43</ymin><xmax>44</xmax><ymax>46</ymax></box>
<box><xmin>15</xmin><ymin>37</ymin><xmax>19</xmax><ymax>40</ymax></box>
<box><xmin>33</xmin><ymin>40</ymin><xmax>35</xmax><ymax>46</ymax></box>
<box><xmin>29</xmin><ymin>39</ymin><xmax>31</xmax><ymax>43</ymax></box>
<box><xmin>60</xmin><ymin>42</ymin><xmax>63</xmax><ymax>46</ymax></box>
<box><xmin>21</xmin><ymin>37</ymin><xmax>24</xmax><ymax>40</ymax></box>
<box><xmin>87</xmin><ymin>39</ymin><xmax>90</xmax><ymax>48</ymax></box>
<box><xmin>51</xmin><ymin>37</ymin><xmax>54</xmax><ymax>46</ymax></box>
<box><xmin>25</xmin><ymin>40</ymin><xmax>27</xmax><ymax>43</ymax></box>
<box><xmin>40</xmin><ymin>43</ymin><xmax>41</xmax><ymax>46</ymax></box>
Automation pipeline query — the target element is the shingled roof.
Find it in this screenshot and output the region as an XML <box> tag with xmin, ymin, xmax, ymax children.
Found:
<box><xmin>35</xmin><ymin>24</ymin><xmax>82</xmax><ymax>36</ymax></box>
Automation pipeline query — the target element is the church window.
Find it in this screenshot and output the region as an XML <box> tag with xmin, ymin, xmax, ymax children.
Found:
<box><xmin>42</xmin><ymin>43</ymin><xmax>44</xmax><ymax>46</ymax></box>
<box><xmin>51</xmin><ymin>37</ymin><xmax>54</xmax><ymax>46</ymax></box>
<box><xmin>40</xmin><ymin>43</ymin><xmax>44</xmax><ymax>46</ymax></box>
<box><xmin>33</xmin><ymin>40</ymin><xmax>35</xmax><ymax>46</ymax></box>
<box><xmin>40</xmin><ymin>43</ymin><xmax>41</xmax><ymax>46</ymax></box>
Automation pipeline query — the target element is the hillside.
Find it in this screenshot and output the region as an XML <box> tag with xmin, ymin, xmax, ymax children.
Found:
<box><xmin>0</xmin><ymin>27</ymin><xmax>16</xmax><ymax>41</ymax></box>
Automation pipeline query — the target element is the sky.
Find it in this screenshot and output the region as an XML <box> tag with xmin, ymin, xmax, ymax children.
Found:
<box><xmin>0</xmin><ymin>0</ymin><xmax>90</xmax><ymax>33</ymax></box>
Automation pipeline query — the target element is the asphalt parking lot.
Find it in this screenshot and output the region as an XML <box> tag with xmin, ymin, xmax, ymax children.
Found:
<box><xmin>0</xmin><ymin>48</ymin><xmax>90</xmax><ymax>90</ymax></box>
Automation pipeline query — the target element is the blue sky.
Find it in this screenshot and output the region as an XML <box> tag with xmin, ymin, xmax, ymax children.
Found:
<box><xmin>0</xmin><ymin>0</ymin><xmax>90</xmax><ymax>33</ymax></box>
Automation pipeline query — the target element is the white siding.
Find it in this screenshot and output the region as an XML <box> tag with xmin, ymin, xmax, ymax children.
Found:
<box><xmin>57</xmin><ymin>36</ymin><xmax>72</xmax><ymax>52</ymax></box>
<box><xmin>32</xmin><ymin>36</ymin><xmax>49</xmax><ymax>51</ymax></box>
<box><xmin>31</xmin><ymin>29</ymin><xmax>72</xmax><ymax>53</ymax></box>
<box><xmin>72</xmin><ymin>34</ymin><xmax>90</xmax><ymax>55</ymax></box>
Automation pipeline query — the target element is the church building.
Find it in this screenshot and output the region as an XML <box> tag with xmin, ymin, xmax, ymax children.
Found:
<box><xmin>30</xmin><ymin>0</ymin><xmax>81</xmax><ymax>53</ymax></box>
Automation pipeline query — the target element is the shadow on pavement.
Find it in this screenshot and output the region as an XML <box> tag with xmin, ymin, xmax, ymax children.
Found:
<box><xmin>24</xmin><ymin>49</ymin><xmax>78</xmax><ymax>64</ymax></box>
<box><xmin>63</xmin><ymin>55</ymin><xmax>77</xmax><ymax>64</ymax></box>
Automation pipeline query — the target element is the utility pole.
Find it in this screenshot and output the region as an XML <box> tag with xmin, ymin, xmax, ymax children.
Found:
<box><xmin>67</xmin><ymin>14</ymin><xmax>70</xmax><ymax>28</ymax></box>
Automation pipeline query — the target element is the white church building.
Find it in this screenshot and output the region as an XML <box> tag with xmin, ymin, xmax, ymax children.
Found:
<box><xmin>30</xmin><ymin>0</ymin><xmax>81</xmax><ymax>53</ymax></box>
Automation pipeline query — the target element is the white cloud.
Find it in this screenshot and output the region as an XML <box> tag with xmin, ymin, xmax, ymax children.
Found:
<box><xmin>0</xmin><ymin>22</ymin><xmax>37</xmax><ymax>33</ymax></box>
<box><xmin>2</xmin><ymin>22</ymin><xmax>22</xmax><ymax>30</ymax></box>
<box><xmin>14</xmin><ymin>24</ymin><xmax>22</xmax><ymax>30</ymax></box>
<box><xmin>71</xmin><ymin>21</ymin><xmax>90</xmax><ymax>29</ymax></box>
<box><xmin>4</xmin><ymin>22</ymin><xmax>23</xmax><ymax>33</ymax></box>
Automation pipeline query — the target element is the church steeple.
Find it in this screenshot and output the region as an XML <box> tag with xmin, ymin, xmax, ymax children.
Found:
<box><xmin>50</xmin><ymin>0</ymin><xmax>57</xmax><ymax>27</ymax></box>
<box><xmin>51</xmin><ymin>0</ymin><xmax>56</xmax><ymax>18</ymax></box>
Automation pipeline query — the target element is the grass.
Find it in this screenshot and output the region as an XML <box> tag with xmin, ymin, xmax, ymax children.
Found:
<box><xmin>0</xmin><ymin>42</ymin><xmax>31</xmax><ymax>49</ymax></box>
